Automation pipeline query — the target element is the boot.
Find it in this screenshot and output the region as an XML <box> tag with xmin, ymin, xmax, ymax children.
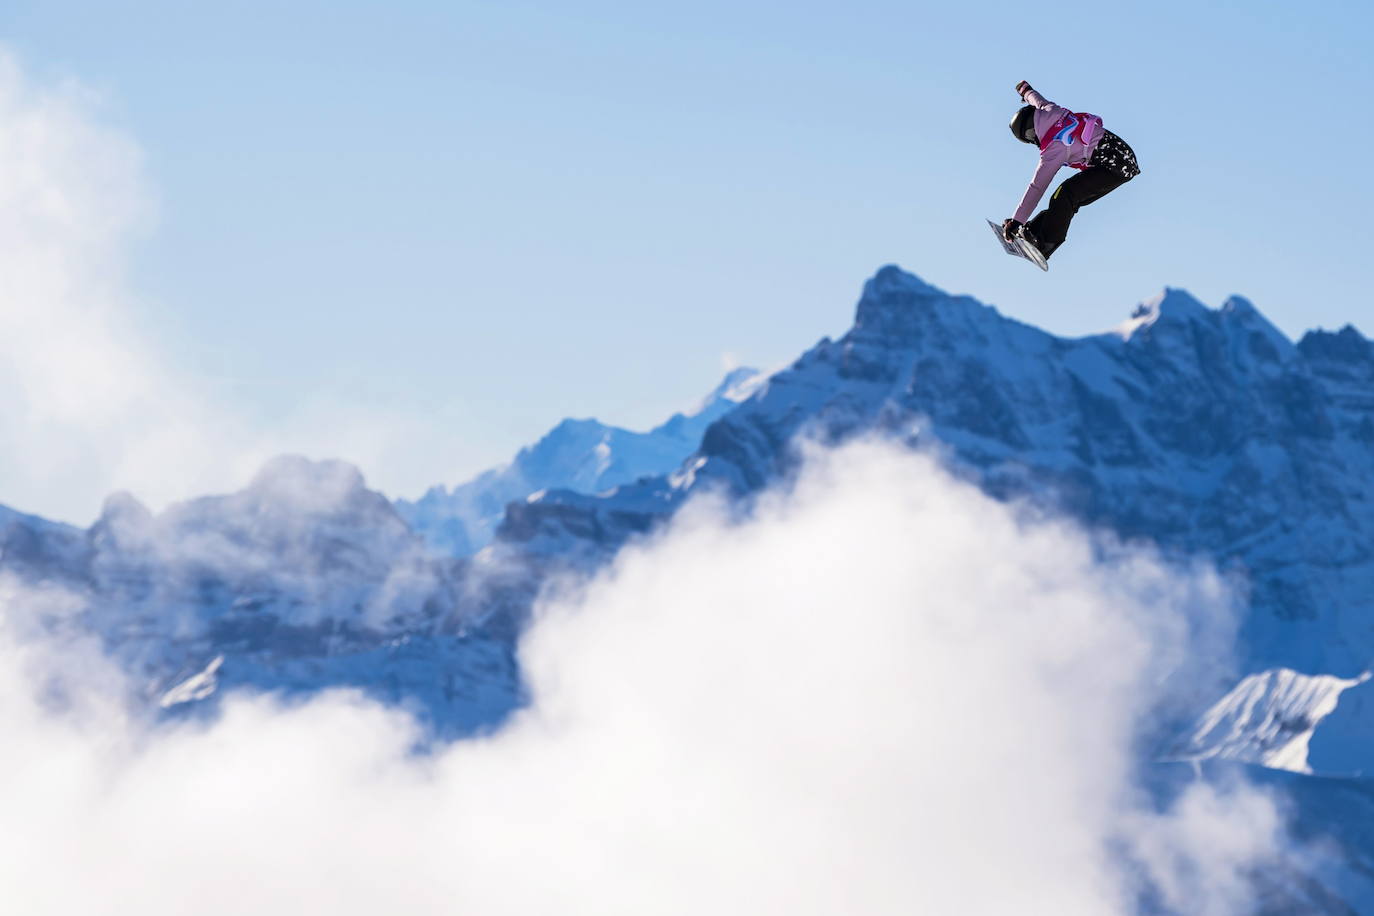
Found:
<box><xmin>1018</xmin><ymin>225</ymin><xmax>1052</xmax><ymax>261</ymax></box>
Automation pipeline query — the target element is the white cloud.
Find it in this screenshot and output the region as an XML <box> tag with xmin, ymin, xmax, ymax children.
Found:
<box><xmin>1126</xmin><ymin>779</ymin><xmax>1285</xmax><ymax>915</ymax></box>
<box><xmin>0</xmin><ymin>51</ymin><xmax>262</xmax><ymax>524</ymax></box>
<box><xmin>0</xmin><ymin>50</ymin><xmax>481</xmax><ymax>523</ymax></box>
<box><xmin>0</xmin><ymin>439</ymin><xmax>1289</xmax><ymax>914</ymax></box>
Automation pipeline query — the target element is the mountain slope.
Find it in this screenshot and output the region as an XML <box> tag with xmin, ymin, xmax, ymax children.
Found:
<box><xmin>0</xmin><ymin>455</ymin><xmax>520</xmax><ymax>737</ymax></box>
<box><xmin>511</xmin><ymin>269</ymin><xmax>1371</xmax><ymax>665</ymax></box>
<box><xmin>500</xmin><ymin>265</ymin><xmax>1374</xmax><ymax>774</ymax></box>
<box><xmin>5</xmin><ymin>263</ymin><xmax>1374</xmax><ymax>912</ymax></box>
<box><xmin>6</xmin><ymin>264</ymin><xmax>1374</xmax><ymax>773</ymax></box>
<box><xmin>394</xmin><ymin>367</ymin><xmax>763</xmax><ymax>556</ymax></box>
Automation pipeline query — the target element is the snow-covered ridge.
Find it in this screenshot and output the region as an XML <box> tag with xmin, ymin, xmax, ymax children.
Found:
<box><xmin>5</xmin><ymin>263</ymin><xmax>1374</xmax><ymax>770</ymax></box>
<box><xmin>160</xmin><ymin>655</ymin><xmax>224</xmax><ymax>708</ymax></box>
<box><xmin>0</xmin><ymin>367</ymin><xmax>769</xmax><ymax>734</ymax></box>
<box><xmin>5</xmin><ymin>262</ymin><xmax>1374</xmax><ymax>912</ymax></box>
<box><xmin>0</xmin><ymin>452</ymin><xmax>520</xmax><ymax>736</ymax></box>
<box><xmin>394</xmin><ymin>366</ymin><xmax>763</xmax><ymax>556</ymax></box>
<box><xmin>1170</xmin><ymin>668</ymin><xmax>1371</xmax><ymax>774</ymax></box>
<box><xmin>499</xmin><ymin>264</ymin><xmax>1374</xmax><ymax>775</ymax></box>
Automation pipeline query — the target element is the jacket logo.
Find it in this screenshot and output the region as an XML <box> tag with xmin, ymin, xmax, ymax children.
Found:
<box><xmin>1052</xmin><ymin>114</ymin><xmax>1079</xmax><ymax>147</ymax></box>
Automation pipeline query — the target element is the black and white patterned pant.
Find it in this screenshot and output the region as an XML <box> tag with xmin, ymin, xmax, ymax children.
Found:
<box><xmin>1088</xmin><ymin>129</ymin><xmax>1141</xmax><ymax>180</ymax></box>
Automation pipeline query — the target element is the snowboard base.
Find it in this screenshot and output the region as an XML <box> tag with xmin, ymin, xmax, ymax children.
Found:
<box><xmin>987</xmin><ymin>219</ymin><xmax>1048</xmax><ymax>272</ymax></box>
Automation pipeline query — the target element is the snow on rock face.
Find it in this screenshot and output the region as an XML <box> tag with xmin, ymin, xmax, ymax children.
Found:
<box><xmin>498</xmin><ymin>265</ymin><xmax>1374</xmax><ymax>774</ymax></box>
<box><xmin>0</xmin><ymin>455</ymin><xmax>513</xmax><ymax>737</ymax></box>
<box><xmin>159</xmin><ymin>655</ymin><xmax>223</xmax><ymax>708</ymax></box>
<box><xmin>0</xmin><ymin>506</ymin><xmax>88</xmax><ymax>584</ymax></box>
<box><xmin>395</xmin><ymin>366</ymin><xmax>763</xmax><ymax>557</ymax></box>
<box><xmin>246</xmin><ymin>455</ymin><xmax>369</xmax><ymax>510</ymax></box>
<box><xmin>1298</xmin><ymin>325</ymin><xmax>1374</xmax><ymax>419</ymax></box>
<box><xmin>1170</xmin><ymin>668</ymin><xmax>1370</xmax><ymax>774</ymax></box>
<box><xmin>1219</xmin><ymin>294</ymin><xmax>1295</xmax><ymax>367</ymax></box>
<box><xmin>676</xmin><ymin>269</ymin><xmax>1371</xmax><ymax>669</ymax></box>
<box><xmin>7</xmin><ymin>263</ymin><xmax>1374</xmax><ymax>763</ymax></box>
<box><xmin>84</xmin><ymin>455</ymin><xmax>430</xmax><ymax>624</ymax></box>
<box><xmin>1115</xmin><ymin>287</ymin><xmax>1213</xmax><ymax>340</ymax></box>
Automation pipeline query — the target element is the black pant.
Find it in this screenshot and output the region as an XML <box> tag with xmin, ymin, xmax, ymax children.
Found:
<box><xmin>1026</xmin><ymin>167</ymin><xmax>1128</xmax><ymax>259</ymax></box>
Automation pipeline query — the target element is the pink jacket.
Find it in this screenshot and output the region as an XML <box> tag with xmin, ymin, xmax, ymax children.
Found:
<box><xmin>1013</xmin><ymin>89</ymin><xmax>1103</xmax><ymax>224</ymax></box>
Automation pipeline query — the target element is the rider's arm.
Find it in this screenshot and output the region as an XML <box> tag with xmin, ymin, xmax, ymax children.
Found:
<box><xmin>1013</xmin><ymin>154</ymin><xmax>1061</xmax><ymax>224</ymax></box>
<box><xmin>1023</xmin><ymin>87</ymin><xmax>1064</xmax><ymax>118</ymax></box>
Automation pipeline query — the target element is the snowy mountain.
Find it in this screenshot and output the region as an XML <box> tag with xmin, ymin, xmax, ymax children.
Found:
<box><xmin>1</xmin><ymin>455</ymin><xmax>520</xmax><ymax>736</ymax></box>
<box><xmin>7</xmin><ymin>264</ymin><xmax>1374</xmax><ymax>782</ymax></box>
<box><xmin>5</xmin><ymin>263</ymin><xmax>1374</xmax><ymax>910</ymax></box>
<box><xmin>1170</xmin><ymin>669</ymin><xmax>1370</xmax><ymax>773</ymax></box>
<box><xmin>499</xmin><ymin>266</ymin><xmax>1374</xmax><ymax>775</ymax></box>
<box><xmin>394</xmin><ymin>367</ymin><xmax>764</xmax><ymax>556</ymax></box>
<box><xmin>0</xmin><ymin>371</ymin><xmax>768</xmax><ymax>737</ymax></box>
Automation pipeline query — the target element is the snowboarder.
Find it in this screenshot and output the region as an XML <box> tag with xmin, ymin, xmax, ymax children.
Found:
<box><xmin>1002</xmin><ymin>80</ymin><xmax>1140</xmax><ymax>265</ymax></box>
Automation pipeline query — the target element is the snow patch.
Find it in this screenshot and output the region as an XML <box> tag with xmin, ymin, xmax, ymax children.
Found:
<box><xmin>159</xmin><ymin>655</ymin><xmax>224</xmax><ymax>709</ymax></box>
<box><xmin>1171</xmin><ymin>668</ymin><xmax>1370</xmax><ymax>774</ymax></box>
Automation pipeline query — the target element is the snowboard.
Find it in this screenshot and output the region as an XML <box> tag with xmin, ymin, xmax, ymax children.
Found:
<box><xmin>987</xmin><ymin>219</ymin><xmax>1048</xmax><ymax>271</ymax></box>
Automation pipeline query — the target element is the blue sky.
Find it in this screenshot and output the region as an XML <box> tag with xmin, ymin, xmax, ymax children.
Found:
<box><xmin>2</xmin><ymin>0</ymin><xmax>1371</xmax><ymax>516</ymax></box>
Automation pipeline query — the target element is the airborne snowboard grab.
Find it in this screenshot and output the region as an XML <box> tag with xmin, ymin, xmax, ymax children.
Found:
<box><xmin>988</xmin><ymin>218</ymin><xmax>1047</xmax><ymax>271</ymax></box>
<box><xmin>995</xmin><ymin>80</ymin><xmax>1141</xmax><ymax>269</ymax></box>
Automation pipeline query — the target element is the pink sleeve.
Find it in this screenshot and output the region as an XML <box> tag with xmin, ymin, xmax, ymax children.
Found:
<box><xmin>1023</xmin><ymin>88</ymin><xmax>1061</xmax><ymax>115</ymax></box>
<box><xmin>1013</xmin><ymin>155</ymin><xmax>1061</xmax><ymax>224</ymax></box>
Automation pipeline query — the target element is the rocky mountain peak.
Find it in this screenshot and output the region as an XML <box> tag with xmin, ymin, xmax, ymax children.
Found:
<box><xmin>851</xmin><ymin>265</ymin><xmax>1005</xmax><ymax>347</ymax></box>
<box><xmin>700</xmin><ymin>366</ymin><xmax>765</xmax><ymax>409</ymax></box>
<box><xmin>861</xmin><ymin>263</ymin><xmax>943</xmax><ymax>300</ymax></box>
<box><xmin>245</xmin><ymin>455</ymin><xmax>373</xmax><ymax>515</ymax></box>
<box><xmin>1298</xmin><ymin>325</ymin><xmax>1373</xmax><ymax>365</ymax></box>
<box><xmin>96</xmin><ymin>490</ymin><xmax>152</xmax><ymax>527</ymax></box>
<box><xmin>1119</xmin><ymin>287</ymin><xmax>1212</xmax><ymax>338</ymax></box>
<box><xmin>89</xmin><ymin>490</ymin><xmax>154</xmax><ymax>551</ymax></box>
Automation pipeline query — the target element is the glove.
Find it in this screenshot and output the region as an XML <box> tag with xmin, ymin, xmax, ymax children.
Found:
<box><xmin>1014</xmin><ymin>80</ymin><xmax>1032</xmax><ymax>99</ymax></box>
<box><xmin>1002</xmin><ymin>218</ymin><xmax>1023</xmax><ymax>242</ymax></box>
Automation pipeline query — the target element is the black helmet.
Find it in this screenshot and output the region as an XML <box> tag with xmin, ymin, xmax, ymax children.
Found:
<box><xmin>1009</xmin><ymin>105</ymin><xmax>1037</xmax><ymax>144</ymax></box>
